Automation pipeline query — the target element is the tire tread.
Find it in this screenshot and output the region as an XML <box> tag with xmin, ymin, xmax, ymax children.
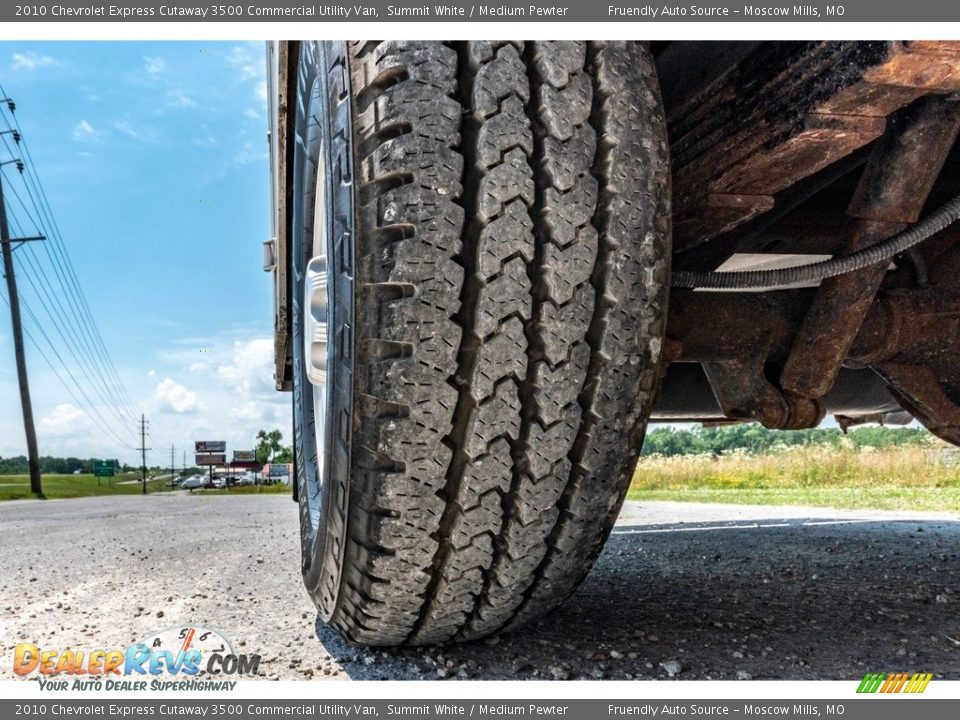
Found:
<box><xmin>315</xmin><ymin>41</ymin><xmax>669</xmax><ymax>646</ymax></box>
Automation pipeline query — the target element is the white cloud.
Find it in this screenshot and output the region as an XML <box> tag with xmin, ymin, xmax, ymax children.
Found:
<box><xmin>71</xmin><ymin>120</ymin><xmax>100</xmax><ymax>143</ymax></box>
<box><xmin>32</xmin><ymin>404</ymin><xmax>133</xmax><ymax>458</ymax></box>
<box><xmin>233</xmin><ymin>399</ymin><xmax>279</xmax><ymax>422</ymax></box>
<box><xmin>38</xmin><ymin>404</ymin><xmax>87</xmax><ymax>436</ymax></box>
<box><xmin>3</xmin><ymin>332</ymin><xmax>292</xmax><ymax>464</ymax></box>
<box><xmin>153</xmin><ymin>378</ymin><xmax>200</xmax><ymax>414</ymax></box>
<box><xmin>166</xmin><ymin>88</ymin><xmax>196</xmax><ymax>108</ymax></box>
<box><xmin>214</xmin><ymin>338</ymin><xmax>284</xmax><ymax>423</ymax></box>
<box><xmin>11</xmin><ymin>52</ymin><xmax>59</xmax><ymax>71</ymax></box>
<box><xmin>225</xmin><ymin>44</ymin><xmax>267</xmax><ymax>107</ymax></box>
<box><xmin>234</xmin><ymin>140</ymin><xmax>267</xmax><ymax>165</ymax></box>
<box><xmin>113</xmin><ymin>120</ymin><xmax>139</xmax><ymax>138</ymax></box>
<box><xmin>144</xmin><ymin>336</ymin><xmax>288</xmax><ymax>451</ymax></box>
<box><xmin>243</xmin><ymin>107</ymin><xmax>260</xmax><ymax>120</ymax></box>
<box><xmin>217</xmin><ymin>338</ymin><xmax>274</xmax><ymax>397</ymax></box>
<box><xmin>113</xmin><ymin>120</ymin><xmax>158</xmax><ymax>142</ymax></box>
<box><xmin>143</xmin><ymin>56</ymin><xmax>166</xmax><ymax>77</ymax></box>
<box><xmin>226</xmin><ymin>45</ymin><xmax>262</xmax><ymax>83</ymax></box>
<box><xmin>192</xmin><ymin>134</ymin><xmax>218</xmax><ymax>148</ymax></box>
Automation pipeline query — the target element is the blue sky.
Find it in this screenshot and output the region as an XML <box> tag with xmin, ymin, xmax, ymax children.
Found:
<box><xmin>0</xmin><ymin>42</ymin><xmax>288</xmax><ymax>466</ymax></box>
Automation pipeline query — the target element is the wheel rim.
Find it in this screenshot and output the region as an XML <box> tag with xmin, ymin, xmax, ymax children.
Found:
<box><xmin>296</xmin><ymin>41</ymin><xmax>355</xmax><ymax>622</ymax></box>
<box><xmin>304</xmin><ymin>271</ymin><xmax>327</xmax><ymax>533</ymax></box>
<box><xmin>297</xmin><ymin>59</ymin><xmax>332</xmax><ymax>549</ymax></box>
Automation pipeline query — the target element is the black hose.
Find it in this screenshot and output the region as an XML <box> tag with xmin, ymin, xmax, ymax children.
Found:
<box><xmin>671</xmin><ymin>193</ymin><xmax>960</xmax><ymax>289</ymax></box>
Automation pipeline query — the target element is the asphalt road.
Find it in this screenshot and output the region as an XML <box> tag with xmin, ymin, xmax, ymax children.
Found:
<box><xmin>1</xmin><ymin>493</ymin><xmax>958</xmax><ymax>681</ymax></box>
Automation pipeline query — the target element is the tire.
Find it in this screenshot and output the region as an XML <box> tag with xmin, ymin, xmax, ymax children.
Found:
<box><xmin>293</xmin><ymin>40</ymin><xmax>671</xmax><ymax>646</ymax></box>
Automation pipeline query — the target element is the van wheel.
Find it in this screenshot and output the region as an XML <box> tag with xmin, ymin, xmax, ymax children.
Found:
<box><xmin>292</xmin><ymin>40</ymin><xmax>671</xmax><ymax>646</ymax></box>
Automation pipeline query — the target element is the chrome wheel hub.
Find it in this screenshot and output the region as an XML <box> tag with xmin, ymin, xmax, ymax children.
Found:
<box><xmin>304</xmin><ymin>127</ymin><xmax>331</xmax><ymax>531</ymax></box>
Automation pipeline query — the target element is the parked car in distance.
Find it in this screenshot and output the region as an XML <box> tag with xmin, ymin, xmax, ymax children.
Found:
<box><xmin>180</xmin><ymin>476</ymin><xmax>204</xmax><ymax>490</ymax></box>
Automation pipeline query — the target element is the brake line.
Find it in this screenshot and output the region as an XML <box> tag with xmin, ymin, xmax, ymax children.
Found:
<box><xmin>670</xmin><ymin>193</ymin><xmax>960</xmax><ymax>290</ymax></box>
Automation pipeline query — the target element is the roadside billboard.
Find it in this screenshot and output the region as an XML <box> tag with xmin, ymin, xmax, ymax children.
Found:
<box><xmin>195</xmin><ymin>453</ymin><xmax>226</xmax><ymax>466</ymax></box>
<box><xmin>195</xmin><ymin>441</ymin><xmax>226</xmax><ymax>453</ymax></box>
<box><xmin>233</xmin><ymin>450</ymin><xmax>256</xmax><ymax>462</ymax></box>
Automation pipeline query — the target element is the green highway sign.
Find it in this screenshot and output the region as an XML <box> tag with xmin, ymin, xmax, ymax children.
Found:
<box><xmin>93</xmin><ymin>462</ymin><xmax>115</xmax><ymax>478</ymax></box>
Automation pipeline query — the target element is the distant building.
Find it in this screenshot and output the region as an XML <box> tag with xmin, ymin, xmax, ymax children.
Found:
<box><xmin>263</xmin><ymin>463</ymin><xmax>293</xmax><ymax>484</ymax></box>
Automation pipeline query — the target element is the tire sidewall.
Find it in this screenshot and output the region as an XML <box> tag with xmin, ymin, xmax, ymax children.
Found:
<box><xmin>292</xmin><ymin>41</ymin><xmax>355</xmax><ymax>622</ymax></box>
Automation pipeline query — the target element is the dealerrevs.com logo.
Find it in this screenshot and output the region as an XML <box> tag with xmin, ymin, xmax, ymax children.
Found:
<box><xmin>14</xmin><ymin>626</ymin><xmax>261</xmax><ymax>691</ymax></box>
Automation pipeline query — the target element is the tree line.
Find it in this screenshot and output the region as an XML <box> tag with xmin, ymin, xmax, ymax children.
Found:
<box><xmin>0</xmin><ymin>456</ymin><xmax>127</xmax><ymax>475</ymax></box>
<box><xmin>2</xmin><ymin>426</ymin><xmax>931</xmax><ymax>473</ymax></box>
<box><xmin>0</xmin><ymin>426</ymin><xmax>296</xmax><ymax>477</ymax></box>
<box><xmin>640</xmin><ymin>424</ymin><xmax>935</xmax><ymax>457</ymax></box>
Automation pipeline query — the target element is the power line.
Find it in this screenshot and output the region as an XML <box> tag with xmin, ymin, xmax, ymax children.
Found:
<box><xmin>0</xmin><ymin>89</ymin><xmax>144</xmax><ymax>459</ymax></box>
<box><xmin>0</xmin><ymin>151</ymin><xmax>135</xmax><ymax>453</ymax></box>
<box><xmin>0</xmin><ymin>192</ymin><xmax>138</xmax><ymax>436</ymax></box>
<box><xmin>0</xmin><ymin>160</ymin><xmax>42</xmax><ymax>496</ymax></box>
<box><xmin>19</xmin><ymin>297</ymin><xmax>137</xmax><ymax>449</ymax></box>
<box><xmin>0</xmin><ymin>166</ymin><xmax>136</xmax><ymax>422</ymax></box>
<box><xmin>0</xmin><ymin>140</ymin><xmax>141</xmax><ymax>424</ymax></box>
<box><xmin>0</xmin><ymin>89</ymin><xmax>141</xmax><ymax>420</ymax></box>
<box><xmin>4</xmin><ymin>206</ymin><xmax>137</xmax><ymax>428</ymax></box>
<box><xmin>18</xmin><ymin>245</ymin><xmax>137</xmax><ymax>424</ymax></box>
<box><xmin>0</xmin><ymin>284</ymin><xmax>136</xmax><ymax>451</ymax></box>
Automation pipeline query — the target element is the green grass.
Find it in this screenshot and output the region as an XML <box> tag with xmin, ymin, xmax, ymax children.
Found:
<box><xmin>192</xmin><ymin>483</ymin><xmax>290</xmax><ymax>495</ymax></box>
<box><xmin>629</xmin><ymin>445</ymin><xmax>960</xmax><ymax>512</ymax></box>
<box><xmin>627</xmin><ymin>486</ymin><xmax>960</xmax><ymax>512</ymax></box>
<box><xmin>0</xmin><ymin>474</ymin><xmax>170</xmax><ymax>500</ymax></box>
<box><xmin>0</xmin><ymin>474</ymin><xmax>293</xmax><ymax>500</ymax></box>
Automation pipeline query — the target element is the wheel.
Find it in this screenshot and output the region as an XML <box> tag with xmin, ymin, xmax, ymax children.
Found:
<box><xmin>292</xmin><ymin>40</ymin><xmax>671</xmax><ymax>646</ymax></box>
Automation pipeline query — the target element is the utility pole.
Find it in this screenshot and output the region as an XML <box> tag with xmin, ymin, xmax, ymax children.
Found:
<box><xmin>0</xmin><ymin>152</ymin><xmax>44</xmax><ymax>498</ymax></box>
<box><xmin>138</xmin><ymin>414</ymin><xmax>150</xmax><ymax>495</ymax></box>
<box><xmin>170</xmin><ymin>444</ymin><xmax>175</xmax><ymax>484</ymax></box>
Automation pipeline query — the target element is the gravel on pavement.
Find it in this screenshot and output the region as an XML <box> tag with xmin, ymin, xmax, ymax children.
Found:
<box><xmin>1</xmin><ymin>493</ymin><xmax>957</xmax><ymax>681</ymax></box>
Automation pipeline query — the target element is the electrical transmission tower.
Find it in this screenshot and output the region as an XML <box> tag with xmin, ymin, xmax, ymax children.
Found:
<box><xmin>0</xmin><ymin>107</ymin><xmax>45</xmax><ymax>498</ymax></box>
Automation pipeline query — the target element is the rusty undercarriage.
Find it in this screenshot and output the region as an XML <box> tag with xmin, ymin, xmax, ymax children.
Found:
<box><xmin>650</xmin><ymin>40</ymin><xmax>960</xmax><ymax>446</ymax></box>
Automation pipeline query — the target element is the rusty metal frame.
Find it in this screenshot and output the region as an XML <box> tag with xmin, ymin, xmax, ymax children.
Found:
<box><xmin>669</xmin><ymin>41</ymin><xmax>960</xmax><ymax>253</ymax></box>
<box><xmin>662</xmin><ymin>286</ymin><xmax>960</xmax><ymax>429</ymax></box>
<box><xmin>268</xmin><ymin>41</ymin><xmax>300</xmax><ymax>392</ymax></box>
<box><xmin>661</xmin><ymin>41</ymin><xmax>960</xmax><ymax>437</ymax></box>
<box><xmin>779</xmin><ymin>95</ymin><xmax>960</xmax><ymax>403</ymax></box>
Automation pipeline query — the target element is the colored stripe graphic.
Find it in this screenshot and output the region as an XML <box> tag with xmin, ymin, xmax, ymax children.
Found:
<box><xmin>856</xmin><ymin>673</ymin><xmax>885</xmax><ymax>693</ymax></box>
<box><xmin>892</xmin><ymin>673</ymin><xmax>909</xmax><ymax>693</ymax></box>
<box><xmin>913</xmin><ymin>673</ymin><xmax>933</xmax><ymax>693</ymax></box>
<box><xmin>857</xmin><ymin>672</ymin><xmax>932</xmax><ymax>694</ymax></box>
<box><xmin>879</xmin><ymin>673</ymin><xmax>897</xmax><ymax>693</ymax></box>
